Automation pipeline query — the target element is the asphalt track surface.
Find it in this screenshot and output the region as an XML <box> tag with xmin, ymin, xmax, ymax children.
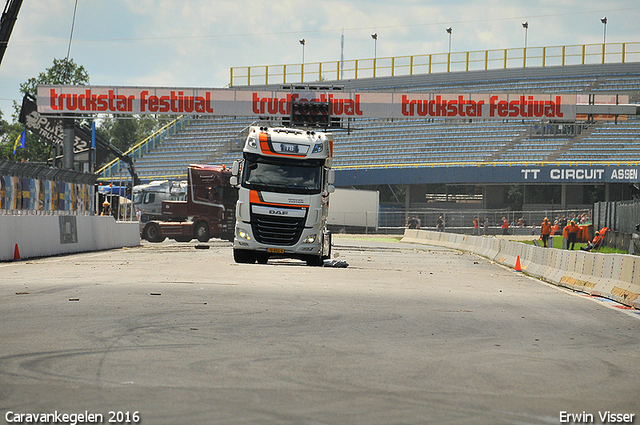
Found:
<box><xmin>1</xmin><ymin>235</ymin><xmax>639</xmax><ymax>425</ymax></box>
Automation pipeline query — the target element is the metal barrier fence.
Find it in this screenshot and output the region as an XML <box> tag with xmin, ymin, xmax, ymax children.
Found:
<box><xmin>230</xmin><ymin>41</ymin><xmax>640</xmax><ymax>87</ymax></box>
<box><xmin>0</xmin><ymin>160</ymin><xmax>98</xmax><ymax>216</ymax></box>
<box><xmin>594</xmin><ymin>200</ymin><xmax>640</xmax><ymax>235</ymax></box>
<box><xmin>379</xmin><ymin>208</ymin><xmax>592</xmax><ymax>234</ymax></box>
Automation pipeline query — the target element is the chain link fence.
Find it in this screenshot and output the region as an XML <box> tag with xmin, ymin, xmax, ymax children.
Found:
<box><xmin>378</xmin><ymin>206</ymin><xmax>592</xmax><ymax>235</ymax></box>
<box><xmin>593</xmin><ymin>201</ymin><xmax>640</xmax><ymax>253</ymax></box>
<box><xmin>594</xmin><ymin>201</ymin><xmax>640</xmax><ymax>235</ymax></box>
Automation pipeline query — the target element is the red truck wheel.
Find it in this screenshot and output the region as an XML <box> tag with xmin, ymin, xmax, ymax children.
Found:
<box><xmin>194</xmin><ymin>222</ymin><xmax>210</xmax><ymax>242</ymax></box>
<box><xmin>144</xmin><ymin>223</ymin><xmax>166</xmax><ymax>243</ymax></box>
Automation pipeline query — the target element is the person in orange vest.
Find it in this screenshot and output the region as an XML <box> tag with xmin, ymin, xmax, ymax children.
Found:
<box><xmin>540</xmin><ymin>217</ymin><xmax>552</xmax><ymax>247</ymax></box>
<box><xmin>565</xmin><ymin>220</ymin><xmax>580</xmax><ymax>250</ymax></box>
<box><xmin>473</xmin><ymin>217</ymin><xmax>479</xmax><ymax>235</ymax></box>
<box><xmin>581</xmin><ymin>231</ymin><xmax>603</xmax><ymax>252</ymax></box>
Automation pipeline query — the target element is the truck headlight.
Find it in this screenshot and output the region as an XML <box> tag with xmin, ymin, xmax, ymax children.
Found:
<box><xmin>312</xmin><ymin>143</ymin><xmax>323</xmax><ymax>153</ymax></box>
<box><xmin>247</xmin><ymin>136</ymin><xmax>257</xmax><ymax>149</ymax></box>
<box><xmin>304</xmin><ymin>234</ymin><xmax>317</xmax><ymax>244</ymax></box>
<box><xmin>238</xmin><ymin>229</ymin><xmax>251</xmax><ymax>240</ymax></box>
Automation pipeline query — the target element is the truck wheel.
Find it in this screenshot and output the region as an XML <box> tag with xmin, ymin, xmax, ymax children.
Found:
<box><xmin>306</xmin><ymin>255</ymin><xmax>324</xmax><ymax>267</ymax></box>
<box><xmin>144</xmin><ymin>223</ymin><xmax>165</xmax><ymax>243</ymax></box>
<box><xmin>233</xmin><ymin>249</ymin><xmax>256</xmax><ymax>264</ymax></box>
<box><xmin>194</xmin><ymin>222</ymin><xmax>210</xmax><ymax>242</ymax></box>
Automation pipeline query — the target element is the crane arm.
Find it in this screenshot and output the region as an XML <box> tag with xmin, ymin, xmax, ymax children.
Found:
<box><xmin>0</xmin><ymin>0</ymin><xmax>23</xmax><ymax>66</ymax></box>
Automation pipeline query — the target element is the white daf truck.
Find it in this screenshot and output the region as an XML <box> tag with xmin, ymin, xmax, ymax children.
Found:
<box><xmin>230</xmin><ymin>125</ymin><xmax>335</xmax><ymax>266</ymax></box>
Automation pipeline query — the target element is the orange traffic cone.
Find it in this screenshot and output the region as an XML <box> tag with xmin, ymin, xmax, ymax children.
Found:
<box><xmin>13</xmin><ymin>243</ymin><xmax>21</xmax><ymax>261</ymax></box>
<box><xmin>514</xmin><ymin>255</ymin><xmax>521</xmax><ymax>272</ymax></box>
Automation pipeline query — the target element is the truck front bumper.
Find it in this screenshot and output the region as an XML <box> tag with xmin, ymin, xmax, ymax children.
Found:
<box><xmin>233</xmin><ymin>222</ymin><xmax>322</xmax><ymax>256</ymax></box>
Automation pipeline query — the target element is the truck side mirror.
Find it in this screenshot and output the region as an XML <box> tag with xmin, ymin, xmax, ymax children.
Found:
<box><xmin>326</xmin><ymin>184</ymin><xmax>335</xmax><ymax>194</ymax></box>
<box><xmin>232</xmin><ymin>160</ymin><xmax>240</xmax><ymax>176</ymax></box>
<box><xmin>230</xmin><ymin>176</ymin><xmax>238</xmax><ymax>186</ymax></box>
<box><xmin>327</xmin><ymin>169</ymin><xmax>335</xmax><ymax>185</ymax></box>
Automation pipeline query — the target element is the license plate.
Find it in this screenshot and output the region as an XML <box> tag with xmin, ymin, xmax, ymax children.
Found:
<box><xmin>280</xmin><ymin>143</ymin><xmax>299</xmax><ymax>153</ymax></box>
<box><xmin>267</xmin><ymin>248</ymin><xmax>285</xmax><ymax>254</ymax></box>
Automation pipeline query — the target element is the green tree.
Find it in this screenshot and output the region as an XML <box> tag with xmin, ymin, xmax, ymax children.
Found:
<box><xmin>19</xmin><ymin>57</ymin><xmax>89</xmax><ymax>99</ymax></box>
<box><xmin>0</xmin><ymin>58</ymin><xmax>90</xmax><ymax>163</ymax></box>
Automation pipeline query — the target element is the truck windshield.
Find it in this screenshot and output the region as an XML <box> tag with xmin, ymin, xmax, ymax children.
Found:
<box><xmin>242</xmin><ymin>155</ymin><xmax>322</xmax><ymax>195</ymax></box>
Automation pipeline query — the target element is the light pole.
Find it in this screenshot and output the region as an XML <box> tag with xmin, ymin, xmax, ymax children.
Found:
<box><xmin>299</xmin><ymin>38</ymin><xmax>305</xmax><ymax>82</ymax></box>
<box><xmin>600</xmin><ymin>17</ymin><xmax>607</xmax><ymax>44</ymax></box>
<box><xmin>371</xmin><ymin>33</ymin><xmax>378</xmax><ymax>77</ymax></box>
<box><xmin>522</xmin><ymin>21</ymin><xmax>529</xmax><ymax>67</ymax></box>
<box><xmin>446</xmin><ymin>27</ymin><xmax>452</xmax><ymax>72</ymax></box>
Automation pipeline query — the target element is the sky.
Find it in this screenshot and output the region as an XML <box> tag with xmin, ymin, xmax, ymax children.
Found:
<box><xmin>1</xmin><ymin>0</ymin><xmax>639</xmax><ymax>117</ymax></box>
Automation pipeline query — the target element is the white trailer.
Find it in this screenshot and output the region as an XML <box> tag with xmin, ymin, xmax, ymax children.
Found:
<box><xmin>328</xmin><ymin>188</ymin><xmax>379</xmax><ymax>231</ymax></box>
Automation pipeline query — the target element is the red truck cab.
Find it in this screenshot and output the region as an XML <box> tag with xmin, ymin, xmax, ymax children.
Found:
<box><xmin>142</xmin><ymin>164</ymin><xmax>237</xmax><ymax>242</ymax></box>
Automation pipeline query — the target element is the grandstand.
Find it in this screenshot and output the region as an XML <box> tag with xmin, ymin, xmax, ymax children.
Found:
<box><xmin>99</xmin><ymin>56</ymin><xmax>640</xmax><ymax>211</ymax></box>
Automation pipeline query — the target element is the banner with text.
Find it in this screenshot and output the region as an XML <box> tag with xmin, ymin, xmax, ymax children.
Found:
<box><xmin>336</xmin><ymin>165</ymin><xmax>640</xmax><ymax>186</ymax></box>
<box><xmin>37</xmin><ymin>85</ymin><xmax>578</xmax><ymax>122</ymax></box>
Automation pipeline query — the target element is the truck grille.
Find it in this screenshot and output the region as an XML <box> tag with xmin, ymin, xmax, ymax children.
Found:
<box><xmin>251</xmin><ymin>213</ymin><xmax>306</xmax><ymax>246</ymax></box>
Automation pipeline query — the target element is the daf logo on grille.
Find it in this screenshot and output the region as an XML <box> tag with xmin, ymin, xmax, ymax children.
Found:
<box><xmin>252</xmin><ymin>205</ymin><xmax>306</xmax><ymax>218</ymax></box>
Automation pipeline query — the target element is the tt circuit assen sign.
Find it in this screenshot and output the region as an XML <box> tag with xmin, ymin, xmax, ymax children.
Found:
<box><xmin>336</xmin><ymin>165</ymin><xmax>640</xmax><ymax>186</ymax></box>
<box><xmin>37</xmin><ymin>85</ymin><xmax>578</xmax><ymax>122</ymax></box>
<box><xmin>520</xmin><ymin>166</ymin><xmax>639</xmax><ymax>183</ymax></box>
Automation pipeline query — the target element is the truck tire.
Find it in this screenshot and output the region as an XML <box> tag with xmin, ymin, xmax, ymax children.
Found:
<box><xmin>194</xmin><ymin>222</ymin><xmax>210</xmax><ymax>242</ymax></box>
<box><xmin>144</xmin><ymin>223</ymin><xmax>165</xmax><ymax>243</ymax></box>
<box><xmin>306</xmin><ymin>255</ymin><xmax>324</xmax><ymax>267</ymax></box>
<box><xmin>233</xmin><ymin>249</ymin><xmax>256</xmax><ymax>264</ymax></box>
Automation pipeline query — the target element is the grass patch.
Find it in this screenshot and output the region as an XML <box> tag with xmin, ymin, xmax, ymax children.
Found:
<box><xmin>520</xmin><ymin>237</ymin><xmax>627</xmax><ymax>254</ymax></box>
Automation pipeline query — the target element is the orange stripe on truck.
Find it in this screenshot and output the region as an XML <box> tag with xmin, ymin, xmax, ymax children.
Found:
<box><xmin>249</xmin><ymin>190</ymin><xmax>309</xmax><ymax>208</ymax></box>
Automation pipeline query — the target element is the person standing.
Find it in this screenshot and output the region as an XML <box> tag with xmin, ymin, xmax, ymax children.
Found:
<box><xmin>566</xmin><ymin>220</ymin><xmax>580</xmax><ymax>250</ymax></box>
<box><xmin>540</xmin><ymin>217</ymin><xmax>552</xmax><ymax>248</ymax></box>
<box><xmin>473</xmin><ymin>217</ymin><xmax>479</xmax><ymax>235</ymax></box>
<box><xmin>407</xmin><ymin>216</ymin><xmax>417</xmax><ymax>229</ymax></box>
<box><xmin>483</xmin><ymin>217</ymin><xmax>489</xmax><ymax>236</ymax></box>
<box><xmin>501</xmin><ymin>217</ymin><xmax>509</xmax><ymax>235</ymax></box>
<box><xmin>437</xmin><ymin>216</ymin><xmax>444</xmax><ymax>232</ymax></box>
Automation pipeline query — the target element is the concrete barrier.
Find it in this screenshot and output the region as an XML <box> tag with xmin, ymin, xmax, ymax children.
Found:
<box><xmin>1</xmin><ymin>215</ymin><xmax>140</xmax><ymax>261</ymax></box>
<box><xmin>402</xmin><ymin>229</ymin><xmax>640</xmax><ymax>310</ymax></box>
